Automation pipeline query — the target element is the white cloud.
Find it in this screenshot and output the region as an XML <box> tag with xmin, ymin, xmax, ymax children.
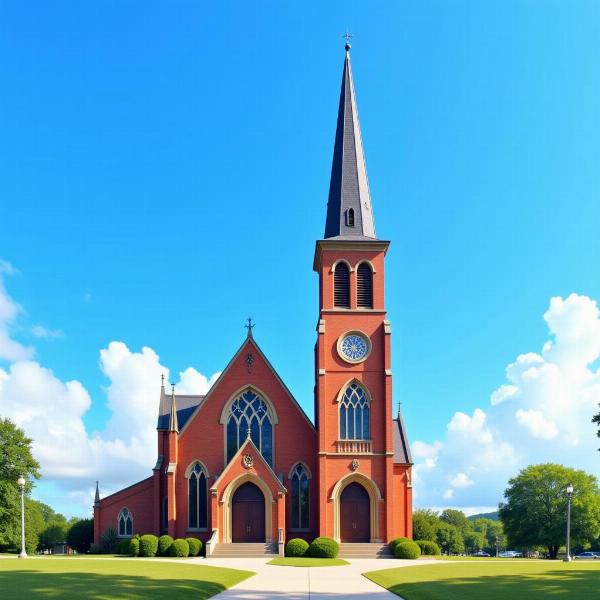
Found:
<box><xmin>0</xmin><ymin>265</ymin><xmax>34</xmax><ymax>361</ymax></box>
<box><xmin>30</xmin><ymin>325</ymin><xmax>64</xmax><ymax>340</ymax></box>
<box><xmin>176</xmin><ymin>367</ymin><xmax>221</xmax><ymax>395</ymax></box>
<box><xmin>413</xmin><ymin>293</ymin><xmax>600</xmax><ymax>511</ymax></box>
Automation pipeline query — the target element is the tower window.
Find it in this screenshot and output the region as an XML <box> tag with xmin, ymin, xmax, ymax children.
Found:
<box><xmin>346</xmin><ymin>208</ymin><xmax>355</xmax><ymax>227</ymax></box>
<box><xmin>357</xmin><ymin>263</ymin><xmax>373</xmax><ymax>308</ymax></box>
<box><xmin>339</xmin><ymin>382</ymin><xmax>370</xmax><ymax>440</ymax></box>
<box><xmin>334</xmin><ymin>262</ymin><xmax>350</xmax><ymax>308</ymax></box>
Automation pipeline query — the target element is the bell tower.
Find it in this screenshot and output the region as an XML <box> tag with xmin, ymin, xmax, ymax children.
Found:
<box><xmin>314</xmin><ymin>43</ymin><xmax>411</xmax><ymax>543</ymax></box>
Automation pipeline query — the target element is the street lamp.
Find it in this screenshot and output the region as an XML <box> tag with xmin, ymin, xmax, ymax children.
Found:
<box><xmin>17</xmin><ymin>475</ymin><xmax>27</xmax><ymax>559</ymax></box>
<box><xmin>563</xmin><ymin>483</ymin><xmax>574</xmax><ymax>562</ymax></box>
<box><xmin>495</xmin><ymin>535</ymin><xmax>499</xmax><ymax>558</ymax></box>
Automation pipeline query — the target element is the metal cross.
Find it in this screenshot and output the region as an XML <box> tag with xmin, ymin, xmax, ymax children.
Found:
<box><xmin>245</xmin><ymin>317</ymin><xmax>255</xmax><ymax>336</ymax></box>
<box><xmin>343</xmin><ymin>30</ymin><xmax>353</xmax><ymax>45</ymax></box>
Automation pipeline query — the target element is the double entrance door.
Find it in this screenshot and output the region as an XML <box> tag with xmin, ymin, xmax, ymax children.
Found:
<box><xmin>232</xmin><ymin>482</ymin><xmax>265</xmax><ymax>543</ymax></box>
<box><xmin>340</xmin><ymin>482</ymin><xmax>370</xmax><ymax>542</ymax></box>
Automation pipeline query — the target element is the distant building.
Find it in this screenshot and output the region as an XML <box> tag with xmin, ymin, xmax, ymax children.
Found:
<box><xmin>94</xmin><ymin>45</ymin><xmax>412</xmax><ymax>555</ymax></box>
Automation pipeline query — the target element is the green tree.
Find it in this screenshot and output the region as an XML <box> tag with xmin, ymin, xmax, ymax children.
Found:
<box><xmin>435</xmin><ymin>522</ymin><xmax>464</xmax><ymax>554</ymax></box>
<box><xmin>593</xmin><ymin>404</ymin><xmax>600</xmax><ymax>451</ymax></box>
<box><xmin>67</xmin><ymin>518</ymin><xmax>94</xmax><ymax>553</ymax></box>
<box><xmin>473</xmin><ymin>518</ymin><xmax>506</xmax><ymax>553</ymax></box>
<box><xmin>39</xmin><ymin>523</ymin><xmax>68</xmax><ymax>552</ymax></box>
<box><xmin>412</xmin><ymin>509</ymin><xmax>439</xmax><ymax>541</ymax></box>
<box><xmin>464</xmin><ymin>530</ymin><xmax>486</xmax><ymax>553</ymax></box>
<box><xmin>0</xmin><ymin>418</ymin><xmax>40</xmax><ymax>553</ymax></box>
<box><xmin>440</xmin><ymin>509</ymin><xmax>473</xmax><ymax>535</ymax></box>
<box><xmin>499</xmin><ymin>463</ymin><xmax>600</xmax><ymax>559</ymax></box>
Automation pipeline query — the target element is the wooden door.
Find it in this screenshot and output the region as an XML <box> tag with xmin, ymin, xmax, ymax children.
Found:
<box><xmin>340</xmin><ymin>482</ymin><xmax>370</xmax><ymax>542</ymax></box>
<box><xmin>232</xmin><ymin>482</ymin><xmax>265</xmax><ymax>543</ymax></box>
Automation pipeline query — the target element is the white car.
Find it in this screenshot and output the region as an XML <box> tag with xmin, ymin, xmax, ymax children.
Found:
<box><xmin>574</xmin><ymin>551</ymin><xmax>600</xmax><ymax>560</ymax></box>
<box><xmin>499</xmin><ymin>550</ymin><xmax>523</xmax><ymax>558</ymax></box>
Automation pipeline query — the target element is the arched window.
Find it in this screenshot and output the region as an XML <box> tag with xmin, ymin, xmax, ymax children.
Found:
<box><xmin>226</xmin><ymin>389</ymin><xmax>273</xmax><ymax>466</ymax></box>
<box><xmin>334</xmin><ymin>262</ymin><xmax>350</xmax><ymax>308</ymax></box>
<box><xmin>339</xmin><ymin>383</ymin><xmax>370</xmax><ymax>440</ymax></box>
<box><xmin>117</xmin><ymin>507</ymin><xmax>132</xmax><ymax>537</ymax></box>
<box><xmin>357</xmin><ymin>262</ymin><xmax>373</xmax><ymax>308</ymax></box>
<box><xmin>188</xmin><ymin>462</ymin><xmax>208</xmax><ymax>529</ymax></box>
<box><xmin>290</xmin><ymin>464</ymin><xmax>310</xmax><ymax>530</ymax></box>
<box><xmin>347</xmin><ymin>208</ymin><xmax>355</xmax><ymax>227</ymax></box>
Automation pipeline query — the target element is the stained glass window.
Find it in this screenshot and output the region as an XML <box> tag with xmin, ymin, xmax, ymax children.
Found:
<box><xmin>339</xmin><ymin>383</ymin><xmax>370</xmax><ymax>440</ymax></box>
<box><xmin>226</xmin><ymin>389</ymin><xmax>273</xmax><ymax>466</ymax></box>
<box><xmin>118</xmin><ymin>507</ymin><xmax>132</xmax><ymax>536</ymax></box>
<box><xmin>188</xmin><ymin>462</ymin><xmax>208</xmax><ymax>529</ymax></box>
<box><xmin>290</xmin><ymin>464</ymin><xmax>310</xmax><ymax>529</ymax></box>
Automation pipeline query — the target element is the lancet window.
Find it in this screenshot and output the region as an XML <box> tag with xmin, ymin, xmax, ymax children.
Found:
<box><xmin>290</xmin><ymin>463</ymin><xmax>310</xmax><ymax>530</ymax></box>
<box><xmin>117</xmin><ymin>507</ymin><xmax>132</xmax><ymax>537</ymax></box>
<box><xmin>188</xmin><ymin>462</ymin><xmax>208</xmax><ymax>530</ymax></box>
<box><xmin>339</xmin><ymin>382</ymin><xmax>370</xmax><ymax>440</ymax></box>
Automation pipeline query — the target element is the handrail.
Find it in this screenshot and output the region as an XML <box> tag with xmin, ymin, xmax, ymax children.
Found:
<box><xmin>205</xmin><ymin>528</ymin><xmax>218</xmax><ymax>557</ymax></box>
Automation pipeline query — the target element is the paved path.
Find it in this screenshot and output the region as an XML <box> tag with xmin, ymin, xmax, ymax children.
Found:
<box><xmin>207</xmin><ymin>557</ymin><xmax>426</xmax><ymax>599</ymax></box>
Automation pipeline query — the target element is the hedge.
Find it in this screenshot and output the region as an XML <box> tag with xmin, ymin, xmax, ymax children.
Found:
<box><xmin>309</xmin><ymin>537</ymin><xmax>339</xmax><ymax>558</ymax></box>
<box><xmin>415</xmin><ymin>539</ymin><xmax>441</xmax><ymax>556</ymax></box>
<box><xmin>389</xmin><ymin>537</ymin><xmax>410</xmax><ymax>553</ymax></box>
<box><xmin>158</xmin><ymin>535</ymin><xmax>174</xmax><ymax>556</ymax></box>
<box><xmin>115</xmin><ymin>538</ymin><xmax>131</xmax><ymax>555</ymax></box>
<box><xmin>186</xmin><ymin>537</ymin><xmax>202</xmax><ymax>557</ymax></box>
<box><xmin>286</xmin><ymin>538</ymin><xmax>309</xmax><ymax>557</ymax></box>
<box><xmin>394</xmin><ymin>540</ymin><xmax>421</xmax><ymax>559</ymax></box>
<box><xmin>169</xmin><ymin>538</ymin><xmax>190</xmax><ymax>557</ymax></box>
<box><xmin>129</xmin><ymin>537</ymin><xmax>140</xmax><ymax>557</ymax></box>
<box><xmin>139</xmin><ymin>534</ymin><xmax>159</xmax><ymax>557</ymax></box>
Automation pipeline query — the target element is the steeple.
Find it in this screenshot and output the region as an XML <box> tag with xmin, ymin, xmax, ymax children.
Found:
<box><xmin>168</xmin><ymin>384</ymin><xmax>179</xmax><ymax>432</ymax></box>
<box><xmin>324</xmin><ymin>43</ymin><xmax>377</xmax><ymax>240</ymax></box>
<box><xmin>94</xmin><ymin>480</ymin><xmax>100</xmax><ymax>506</ymax></box>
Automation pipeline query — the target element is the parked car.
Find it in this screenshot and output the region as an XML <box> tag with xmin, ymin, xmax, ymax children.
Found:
<box><xmin>473</xmin><ymin>551</ymin><xmax>491</xmax><ymax>557</ymax></box>
<box><xmin>574</xmin><ymin>551</ymin><xmax>600</xmax><ymax>560</ymax></box>
<box><xmin>499</xmin><ymin>550</ymin><xmax>523</xmax><ymax>558</ymax></box>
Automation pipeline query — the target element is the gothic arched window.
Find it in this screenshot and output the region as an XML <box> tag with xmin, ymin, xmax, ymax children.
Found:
<box><xmin>188</xmin><ymin>462</ymin><xmax>208</xmax><ymax>529</ymax></box>
<box><xmin>339</xmin><ymin>382</ymin><xmax>370</xmax><ymax>440</ymax></box>
<box><xmin>117</xmin><ymin>507</ymin><xmax>132</xmax><ymax>537</ymax></box>
<box><xmin>347</xmin><ymin>208</ymin><xmax>355</xmax><ymax>227</ymax></box>
<box><xmin>356</xmin><ymin>262</ymin><xmax>373</xmax><ymax>308</ymax></box>
<box><xmin>334</xmin><ymin>262</ymin><xmax>350</xmax><ymax>308</ymax></box>
<box><xmin>290</xmin><ymin>463</ymin><xmax>310</xmax><ymax>530</ymax></box>
<box><xmin>226</xmin><ymin>389</ymin><xmax>273</xmax><ymax>466</ymax></box>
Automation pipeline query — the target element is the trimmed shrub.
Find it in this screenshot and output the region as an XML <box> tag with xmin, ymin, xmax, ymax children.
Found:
<box><xmin>129</xmin><ymin>537</ymin><xmax>140</xmax><ymax>557</ymax></box>
<box><xmin>389</xmin><ymin>537</ymin><xmax>410</xmax><ymax>553</ymax></box>
<box><xmin>139</xmin><ymin>534</ymin><xmax>159</xmax><ymax>557</ymax></box>
<box><xmin>115</xmin><ymin>538</ymin><xmax>131</xmax><ymax>555</ymax></box>
<box><xmin>186</xmin><ymin>537</ymin><xmax>202</xmax><ymax>557</ymax></box>
<box><xmin>309</xmin><ymin>537</ymin><xmax>339</xmax><ymax>559</ymax></box>
<box><xmin>169</xmin><ymin>538</ymin><xmax>190</xmax><ymax>558</ymax></box>
<box><xmin>158</xmin><ymin>535</ymin><xmax>174</xmax><ymax>556</ymax></box>
<box><xmin>286</xmin><ymin>538</ymin><xmax>309</xmax><ymax>557</ymax></box>
<box><xmin>394</xmin><ymin>541</ymin><xmax>421</xmax><ymax>560</ymax></box>
<box><xmin>416</xmin><ymin>540</ymin><xmax>441</xmax><ymax>556</ymax></box>
<box><xmin>89</xmin><ymin>543</ymin><xmax>104</xmax><ymax>554</ymax></box>
<box><xmin>100</xmin><ymin>527</ymin><xmax>118</xmax><ymax>553</ymax></box>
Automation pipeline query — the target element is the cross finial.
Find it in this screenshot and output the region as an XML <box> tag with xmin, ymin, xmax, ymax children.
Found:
<box><xmin>343</xmin><ymin>29</ymin><xmax>353</xmax><ymax>51</ymax></box>
<box><xmin>171</xmin><ymin>383</ymin><xmax>175</xmax><ymax>397</ymax></box>
<box><xmin>245</xmin><ymin>317</ymin><xmax>255</xmax><ymax>337</ymax></box>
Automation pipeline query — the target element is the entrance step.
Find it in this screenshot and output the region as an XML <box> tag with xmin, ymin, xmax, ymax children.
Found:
<box><xmin>338</xmin><ymin>543</ymin><xmax>393</xmax><ymax>559</ymax></box>
<box><xmin>210</xmin><ymin>542</ymin><xmax>278</xmax><ymax>558</ymax></box>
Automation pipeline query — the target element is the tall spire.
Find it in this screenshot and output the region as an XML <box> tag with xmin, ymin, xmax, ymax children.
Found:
<box><xmin>324</xmin><ymin>43</ymin><xmax>377</xmax><ymax>240</ymax></box>
<box><xmin>94</xmin><ymin>480</ymin><xmax>100</xmax><ymax>505</ymax></box>
<box><xmin>168</xmin><ymin>384</ymin><xmax>179</xmax><ymax>432</ymax></box>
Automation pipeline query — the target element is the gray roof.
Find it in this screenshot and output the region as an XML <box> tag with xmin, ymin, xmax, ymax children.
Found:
<box><xmin>157</xmin><ymin>394</ymin><xmax>205</xmax><ymax>431</ymax></box>
<box><xmin>392</xmin><ymin>413</ymin><xmax>412</xmax><ymax>464</ymax></box>
<box><xmin>324</xmin><ymin>47</ymin><xmax>377</xmax><ymax>240</ymax></box>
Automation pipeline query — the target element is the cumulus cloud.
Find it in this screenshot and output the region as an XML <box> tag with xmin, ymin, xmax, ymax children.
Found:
<box><xmin>413</xmin><ymin>293</ymin><xmax>600</xmax><ymax>511</ymax></box>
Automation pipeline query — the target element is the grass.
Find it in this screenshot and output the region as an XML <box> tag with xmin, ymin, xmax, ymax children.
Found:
<box><xmin>363</xmin><ymin>560</ymin><xmax>600</xmax><ymax>600</ymax></box>
<box><xmin>0</xmin><ymin>557</ymin><xmax>254</xmax><ymax>599</ymax></box>
<box><xmin>268</xmin><ymin>557</ymin><xmax>349</xmax><ymax>567</ymax></box>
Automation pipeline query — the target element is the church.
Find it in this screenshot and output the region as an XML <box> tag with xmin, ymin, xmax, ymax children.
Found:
<box><xmin>93</xmin><ymin>44</ymin><xmax>413</xmax><ymax>556</ymax></box>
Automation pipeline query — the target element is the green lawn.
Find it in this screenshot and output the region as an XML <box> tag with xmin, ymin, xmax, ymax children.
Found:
<box><xmin>363</xmin><ymin>560</ymin><xmax>600</xmax><ymax>600</ymax></box>
<box><xmin>268</xmin><ymin>557</ymin><xmax>349</xmax><ymax>567</ymax></box>
<box><xmin>0</xmin><ymin>557</ymin><xmax>254</xmax><ymax>599</ymax></box>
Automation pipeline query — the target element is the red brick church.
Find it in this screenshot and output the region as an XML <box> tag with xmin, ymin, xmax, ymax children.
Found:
<box><xmin>93</xmin><ymin>45</ymin><xmax>413</xmax><ymax>555</ymax></box>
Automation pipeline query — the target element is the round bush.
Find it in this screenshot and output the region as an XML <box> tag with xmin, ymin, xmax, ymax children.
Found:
<box><xmin>169</xmin><ymin>538</ymin><xmax>190</xmax><ymax>558</ymax></box>
<box><xmin>389</xmin><ymin>537</ymin><xmax>410</xmax><ymax>553</ymax></box>
<box><xmin>286</xmin><ymin>538</ymin><xmax>309</xmax><ymax>557</ymax></box>
<box><xmin>139</xmin><ymin>534</ymin><xmax>159</xmax><ymax>557</ymax></box>
<box><xmin>115</xmin><ymin>538</ymin><xmax>131</xmax><ymax>555</ymax></box>
<box><xmin>129</xmin><ymin>537</ymin><xmax>140</xmax><ymax>557</ymax></box>
<box><xmin>394</xmin><ymin>541</ymin><xmax>421</xmax><ymax>560</ymax></box>
<box><xmin>309</xmin><ymin>537</ymin><xmax>339</xmax><ymax>558</ymax></box>
<box><xmin>186</xmin><ymin>537</ymin><xmax>202</xmax><ymax>557</ymax></box>
<box><xmin>158</xmin><ymin>535</ymin><xmax>174</xmax><ymax>556</ymax></box>
<box><xmin>416</xmin><ymin>540</ymin><xmax>440</xmax><ymax>556</ymax></box>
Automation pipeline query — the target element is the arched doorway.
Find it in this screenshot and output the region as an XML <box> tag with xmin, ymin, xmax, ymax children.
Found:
<box><xmin>232</xmin><ymin>482</ymin><xmax>265</xmax><ymax>543</ymax></box>
<box><xmin>340</xmin><ymin>482</ymin><xmax>370</xmax><ymax>542</ymax></box>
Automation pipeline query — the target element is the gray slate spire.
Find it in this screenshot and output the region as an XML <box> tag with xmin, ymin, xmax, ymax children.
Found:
<box><xmin>168</xmin><ymin>384</ymin><xmax>179</xmax><ymax>433</ymax></box>
<box><xmin>324</xmin><ymin>44</ymin><xmax>377</xmax><ymax>240</ymax></box>
<box><xmin>94</xmin><ymin>481</ymin><xmax>100</xmax><ymax>505</ymax></box>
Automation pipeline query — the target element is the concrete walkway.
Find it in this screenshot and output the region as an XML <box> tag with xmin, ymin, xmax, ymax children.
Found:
<box><xmin>207</xmin><ymin>557</ymin><xmax>426</xmax><ymax>599</ymax></box>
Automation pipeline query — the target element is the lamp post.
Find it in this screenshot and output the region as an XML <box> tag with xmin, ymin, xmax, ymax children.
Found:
<box><xmin>495</xmin><ymin>535</ymin><xmax>499</xmax><ymax>558</ymax></box>
<box><xmin>17</xmin><ymin>475</ymin><xmax>27</xmax><ymax>559</ymax></box>
<box><xmin>563</xmin><ymin>483</ymin><xmax>574</xmax><ymax>562</ymax></box>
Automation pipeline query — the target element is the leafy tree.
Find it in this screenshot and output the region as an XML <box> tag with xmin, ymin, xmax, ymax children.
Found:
<box><xmin>593</xmin><ymin>404</ymin><xmax>600</xmax><ymax>451</ymax></box>
<box><xmin>39</xmin><ymin>523</ymin><xmax>68</xmax><ymax>552</ymax></box>
<box><xmin>464</xmin><ymin>530</ymin><xmax>486</xmax><ymax>553</ymax></box>
<box><xmin>67</xmin><ymin>518</ymin><xmax>93</xmax><ymax>553</ymax></box>
<box><xmin>499</xmin><ymin>463</ymin><xmax>600</xmax><ymax>559</ymax></box>
<box><xmin>435</xmin><ymin>522</ymin><xmax>464</xmax><ymax>554</ymax></box>
<box><xmin>412</xmin><ymin>509</ymin><xmax>439</xmax><ymax>542</ymax></box>
<box><xmin>0</xmin><ymin>418</ymin><xmax>40</xmax><ymax>553</ymax></box>
<box><xmin>440</xmin><ymin>509</ymin><xmax>473</xmax><ymax>535</ymax></box>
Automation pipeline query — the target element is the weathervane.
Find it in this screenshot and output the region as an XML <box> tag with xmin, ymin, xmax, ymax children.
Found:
<box><xmin>245</xmin><ymin>317</ymin><xmax>255</xmax><ymax>338</ymax></box>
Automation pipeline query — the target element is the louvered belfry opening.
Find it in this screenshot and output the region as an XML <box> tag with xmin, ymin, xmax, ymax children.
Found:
<box><xmin>334</xmin><ymin>262</ymin><xmax>351</xmax><ymax>308</ymax></box>
<box><xmin>357</xmin><ymin>262</ymin><xmax>373</xmax><ymax>308</ymax></box>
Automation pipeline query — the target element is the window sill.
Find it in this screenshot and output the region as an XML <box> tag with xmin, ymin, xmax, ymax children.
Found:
<box><xmin>289</xmin><ymin>528</ymin><xmax>311</xmax><ymax>533</ymax></box>
<box><xmin>186</xmin><ymin>528</ymin><xmax>209</xmax><ymax>533</ymax></box>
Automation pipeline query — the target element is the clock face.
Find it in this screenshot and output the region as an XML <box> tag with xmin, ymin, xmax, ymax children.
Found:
<box><xmin>339</xmin><ymin>333</ymin><xmax>370</xmax><ymax>363</ymax></box>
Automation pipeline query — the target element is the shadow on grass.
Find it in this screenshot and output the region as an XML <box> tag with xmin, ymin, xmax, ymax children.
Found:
<box><xmin>0</xmin><ymin>569</ymin><xmax>229</xmax><ymax>600</ymax></box>
<box><xmin>375</xmin><ymin>569</ymin><xmax>599</xmax><ymax>600</ymax></box>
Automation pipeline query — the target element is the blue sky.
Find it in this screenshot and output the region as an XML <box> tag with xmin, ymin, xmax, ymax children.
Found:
<box><xmin>1</xmin><ymin>1</ymin><xmax>599</xmax><ymax>516</ymax></box>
